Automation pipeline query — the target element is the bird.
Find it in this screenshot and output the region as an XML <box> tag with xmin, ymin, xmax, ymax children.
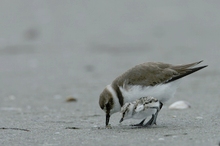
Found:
<box><xmin>99</xmin><ymin>61</ymin><xmax>207</xmax><ymax>127</ymax></box>
<box><xmin>119</xmin><ymin>96</ymin><xmax>163</xmax><ymax>127</ymax></box>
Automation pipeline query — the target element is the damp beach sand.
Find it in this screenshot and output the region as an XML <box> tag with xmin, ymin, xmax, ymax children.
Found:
<box><xmin>0</xmin><ymin>1</ymin><xmax>220</xmax><ymax>146</ymax></box>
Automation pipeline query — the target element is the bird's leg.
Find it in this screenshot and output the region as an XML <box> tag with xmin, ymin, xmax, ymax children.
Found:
<box><xmin>143</xmin><ymin>104</ymin><xmax>162</xmax><ymax>127</ymax></box>
<box><xmin>154</xmin><ymin>102</ymin><xmax>163</xmax><ymax>125</ymax></box>
<box><xmin>130</xmin><ymin>119</ymin><xmax>145</xmax><ymax>126</ymax></box>
<box><xmin>143</xmin><ymin>114</ymin><xmax>155</xmax><ymax>127</ymax></box>
<box><xmin>131</xmin><ymin>102</ymin><xmax>163</xmax><ymax>127</ymax></box>
<box><xmin>152</xmin><ymin>110</ymin><xmax>159</xmax><ymax>125</ymax></box>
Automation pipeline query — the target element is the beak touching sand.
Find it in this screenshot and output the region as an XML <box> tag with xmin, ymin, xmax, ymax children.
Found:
<box><xmin>106</xmin><ymin>113</ymin><xmax>110</xmax><ymax>126</ymax></box>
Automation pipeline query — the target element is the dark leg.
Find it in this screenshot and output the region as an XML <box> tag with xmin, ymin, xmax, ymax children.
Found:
<box><xmin>131</xmin><ymin>102</ymin><xmax>163</xmax><ymax>127</ymax></box>
<box><xmin>154</xmin><ymin>102</ymin><xmax>163</xmax><ymax>125</ymax></box>
<box><xmin>143</xmin><ymin>114</ymin><xmax>155</xmax><ymax>127</ymax></box>
<box><xmin>130</xmin><ymin>119</ymin><xmax>145</xmax><ymax>126</ymax></box>
<box><xmin>143</xmin><ymin>103</ymin><xmax>163</xmax><ymax>127</ymax></box>
<box><xmin>153</xmin><ymin>107</ymin><xmax>160</xmax><ymax>125</ymax></box>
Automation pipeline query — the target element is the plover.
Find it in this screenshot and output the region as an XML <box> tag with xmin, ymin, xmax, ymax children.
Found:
<box><xmin>99</xmin><ymin>61</ymin><xmax>207</xmax><ymax>126</ymax></box>
<box><xmin>120</xmin><ymin>96</ymin><xmax>163</xmax><ymax>127</ymax></box>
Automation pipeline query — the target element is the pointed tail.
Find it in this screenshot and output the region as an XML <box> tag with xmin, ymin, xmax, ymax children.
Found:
<box><xmin>165</xmin><ymin>62</ymin><xmax>208</xmax><ymax>83</ymax></box>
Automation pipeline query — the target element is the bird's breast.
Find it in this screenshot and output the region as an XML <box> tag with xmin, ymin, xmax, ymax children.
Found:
<box><xmin>119</xmin><ymin>81</ymin><xmax>179</xmax><ymax>103</ymax></box>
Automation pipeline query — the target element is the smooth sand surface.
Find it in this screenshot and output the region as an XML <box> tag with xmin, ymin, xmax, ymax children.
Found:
<box><xmin>0</xmin><ymin>1</ymin><xmax>219</xmax><ymax>146</ymax></box>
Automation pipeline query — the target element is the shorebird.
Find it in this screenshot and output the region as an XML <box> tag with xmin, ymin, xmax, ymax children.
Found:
<box><xmin>99</xmin><ymin>61</ymin><xmax>207</xmax><ymax>126</ymax></box>
<box><xmin>120</xmin><ymin>96</ymin><xmax>163</xmax><ymax>127</ymax></box>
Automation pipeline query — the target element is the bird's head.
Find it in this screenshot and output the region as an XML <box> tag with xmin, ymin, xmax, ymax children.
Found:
<box><xmin>99</xmin><ymin>86</ymin><xmax>116</xmax><ymax>126</ymax></box>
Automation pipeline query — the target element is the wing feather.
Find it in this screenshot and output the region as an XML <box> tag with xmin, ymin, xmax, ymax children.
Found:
<box><xmin>112</xmin><ymin>61</ymin><xmax>207</xmax><ymax>87</ymax></box>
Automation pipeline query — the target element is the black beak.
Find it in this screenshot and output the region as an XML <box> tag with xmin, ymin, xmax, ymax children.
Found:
<box><xmin>106</xmin><ymin>113</ymin><xmax>110</xmax><ymax>126</ymax></box>
<box><xmin>119</xmin><ymin>117</ymin><xmax>123</xmax><ymax>123</ymax></box>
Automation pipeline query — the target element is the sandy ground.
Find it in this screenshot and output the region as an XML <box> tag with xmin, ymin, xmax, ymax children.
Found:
<box><xmin>0</xmin><ymin>1</ymin><xmax>220</xmax><ymax>146</ymax></box>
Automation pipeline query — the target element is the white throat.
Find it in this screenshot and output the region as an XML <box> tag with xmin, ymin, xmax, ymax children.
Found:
<box><xmin>106</xmin><ymin>85</ymin><xmax>121</xmax><ymax>114</ymax></box>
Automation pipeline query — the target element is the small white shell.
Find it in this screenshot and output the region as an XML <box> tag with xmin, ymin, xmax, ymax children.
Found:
<box><xmin>169</xmin><ymin>101</ymin><xmax>191</xmax><ymax>110</ymax></box>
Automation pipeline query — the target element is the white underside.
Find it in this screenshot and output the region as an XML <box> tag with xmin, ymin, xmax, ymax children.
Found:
<box><xmin>119</xmin><ymin>81</ymin><xmax>180</xmax><ymax>104</ymax></box>
<box><xmin>121</xmin><ymin>98</ymin><xmax>161</xmax><ymax>120</ymax></box>
<box><xmin>130</xmin><ymin>108</ymin><xmax>157</xmax><ymax>120</ymax></box>
<box><xmin>124</xmin><ymin>104</ymin><xmax>158</xmax><ymax>120</ymax></box>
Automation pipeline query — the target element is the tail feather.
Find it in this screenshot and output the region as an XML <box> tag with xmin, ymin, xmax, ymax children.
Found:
<box><xmin>172</xmin><ymin>60</ymin><xmax>203</xmax><ymax>70</ymax></box>
<box><xmin>165</xmin><ymin>65</ymin><xmax>208</xmax><ymax>83</ymax></box>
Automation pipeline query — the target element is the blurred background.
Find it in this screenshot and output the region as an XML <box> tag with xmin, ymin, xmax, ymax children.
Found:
<box><xmin>1</xmin><ymin>0</ymin><xmax>219</xmax><ymax>113</ymax></box>
<box><xmin>0</xmin><ymin>0</ymin><xmax>219</xmax><ymax>112</ymax></box>
<box><xmin>0</xmin><ymin>1</ymin><xmax>220</xmax><ymax>145</ymax></box>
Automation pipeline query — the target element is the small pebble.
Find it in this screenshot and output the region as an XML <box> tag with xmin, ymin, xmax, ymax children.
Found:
<box><xmin>65</xmin><ymin>127</ymin><xmax>80</xmax><ymax>129</ymax></box>
<box><xmin>66</xmin><ymin>96</ymin><xmax>77</xmax><ymax>102</ymax></box>
<box><xmin>169</xmin><ymin>101</ymin><xmax>191</xmax><ymax>110</ymax></box>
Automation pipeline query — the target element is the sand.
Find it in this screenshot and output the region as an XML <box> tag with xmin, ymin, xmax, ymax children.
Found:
<box><xmin>0</xmin><ymin>1</ymin><xmax>220</xmax><ymax>146</ymax></box>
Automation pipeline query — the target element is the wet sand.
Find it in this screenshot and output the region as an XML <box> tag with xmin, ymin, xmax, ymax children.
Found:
<box><xmin>0</xmin><ymin>1</ymin><xmax>220</xmax><ymax>146</ymax></box>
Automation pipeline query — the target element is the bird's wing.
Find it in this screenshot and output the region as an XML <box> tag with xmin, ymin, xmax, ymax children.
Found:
<box><xmin>113</xmin><ymin>61</ymin><xmax>206</xmax><ymax>87</ymax></box>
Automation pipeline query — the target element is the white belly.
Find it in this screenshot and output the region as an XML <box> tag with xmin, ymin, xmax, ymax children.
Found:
<box><xmin>119</xmin><ymin>81</ymin><xmax>179</xmax><ymax>103</ymax></box>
